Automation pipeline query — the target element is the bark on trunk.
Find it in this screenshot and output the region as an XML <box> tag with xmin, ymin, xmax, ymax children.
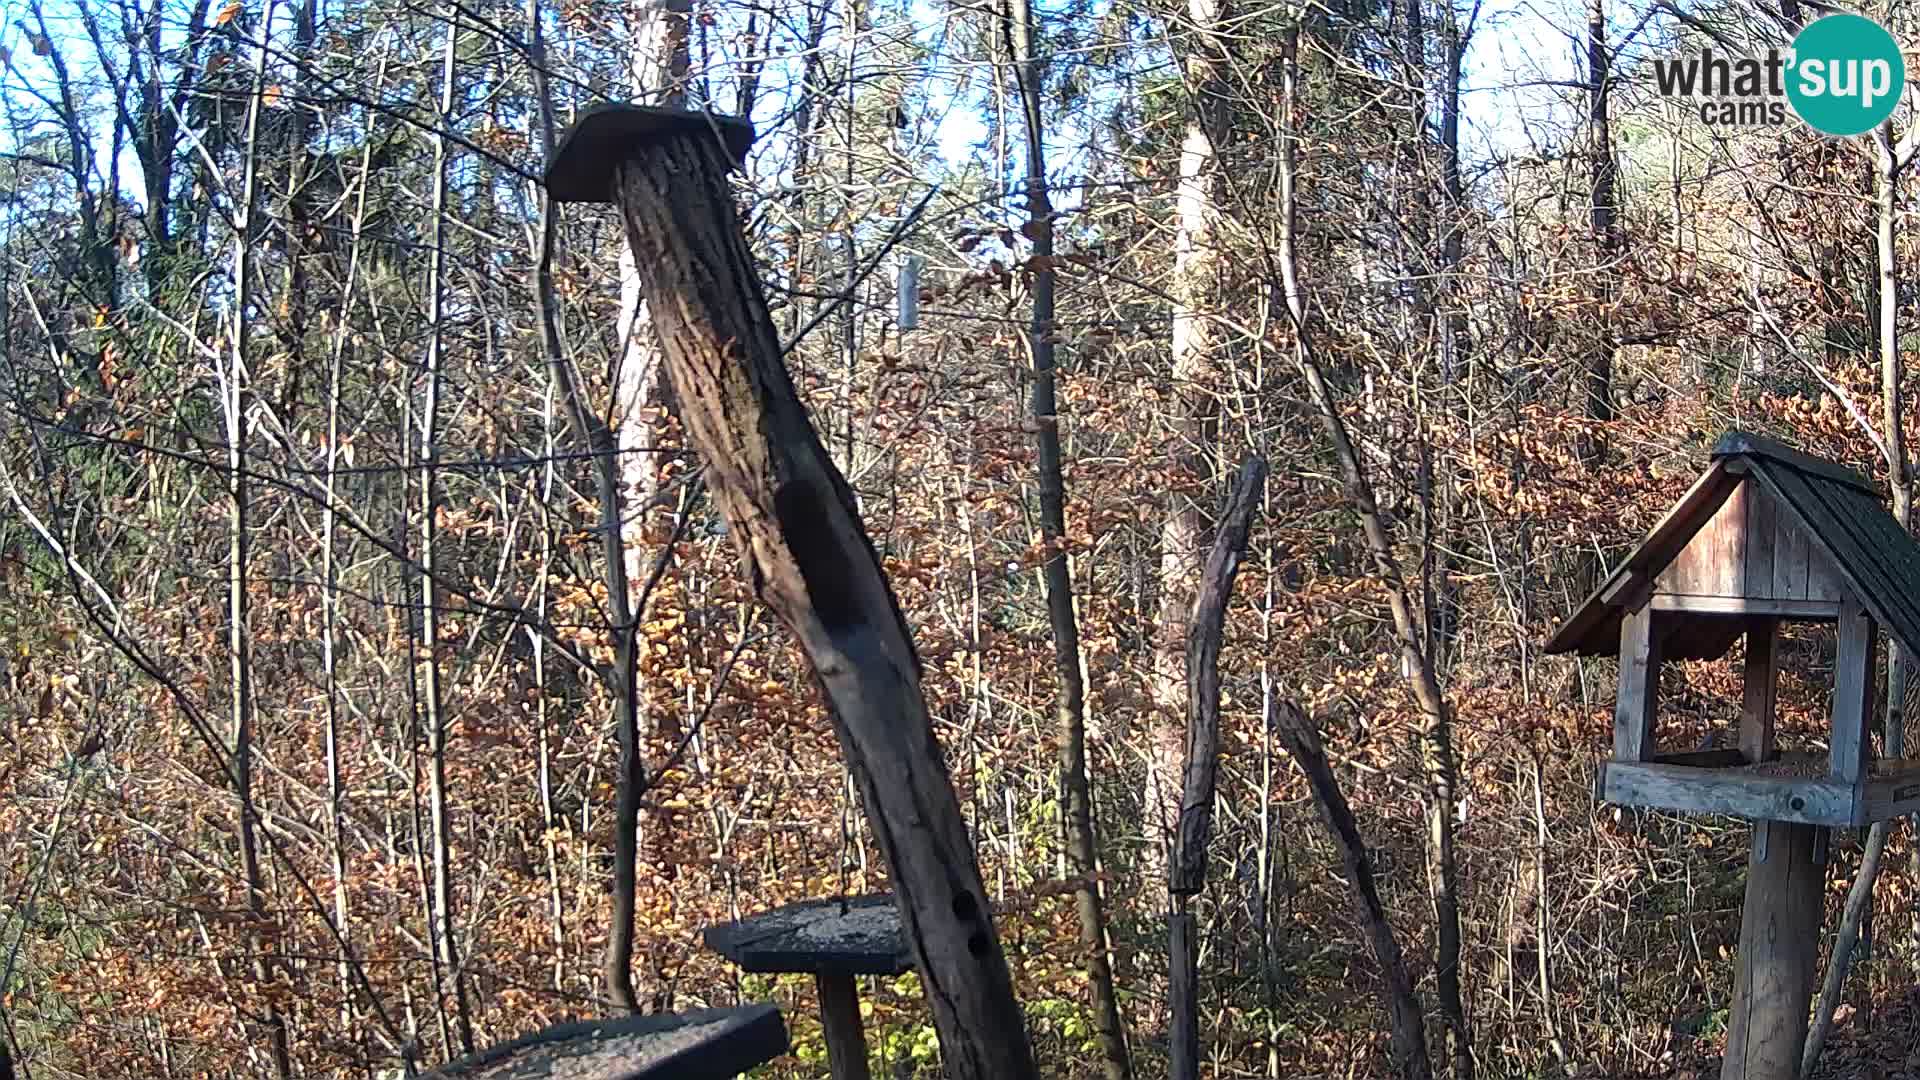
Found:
<box><xmin>227</xmin><ymin>4</ymin><xmax>291</xmax><ymax>1074</ymax></box>
<box><xmin>1167</xmin><ymin>457</ymin><xmax>1264</xmax><ymax>1080</ymax></box>
<box><xmin>1578</xmin><ymin>0</ymin><xmax>1615</xmax><ymax>466</ymax></box>
<box><xmin>1169</xmin><ymin>456</ymin><xmax>1266</xmax><ymax>895</ymax></box>
<box><xmin>606</xmin><ymin>129</ymin><xmax>1039</xmax><ymax>1080</ymax></box>
<box><xmin>604</xmin><ymin>0</ymin><xmax>691</xmax><ymax>1013</ymax></box>
<box><xmin>419</xmin><ymin>8</ymin><xmax>474</xmax><ymax>1052</ymax></box>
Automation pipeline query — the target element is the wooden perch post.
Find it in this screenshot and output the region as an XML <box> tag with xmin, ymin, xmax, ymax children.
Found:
<box><xmin>544</xmin><ymin>105</ymin><xmax>1038</xmax><ymax>1080</ymax></box>
<box><xmin>1170</xmin><ymin>456</ymin><xmax>1268</xmax><ymax>897</ymax></box>
<box><xmin>1167</xmin><ymin>456</ymin><xmax>1264</xmax><ymax>1080</ymax></box>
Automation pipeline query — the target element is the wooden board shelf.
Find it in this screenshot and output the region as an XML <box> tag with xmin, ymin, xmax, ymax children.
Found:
<box><xmin>1598</xmin><ymin>752</ymin><xmax>1920</xmax><ymax>826</ymax></box>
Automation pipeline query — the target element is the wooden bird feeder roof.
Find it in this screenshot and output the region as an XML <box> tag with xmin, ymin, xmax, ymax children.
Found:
<box><xmin>419</xmin><ymin>1004</ymin><xmax>788</xmax><ymax>1080</ymax></box>
<box><xmin>1546</xmin><ymin>430</ymin><xmax>1920</xmax><ymax>664</ymax></box>
<box><xmin>702</xmin><ymin>894</ymin><xmax>911</xmax><ymax>977</ymax></box>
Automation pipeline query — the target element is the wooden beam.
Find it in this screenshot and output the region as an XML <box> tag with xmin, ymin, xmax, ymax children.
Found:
<box><xmin>1598</xmin><ymin>761</ymin><xmax>1853</xmax><ymax>826</ymax></box>
<box><xmin>569</xmin><ymin>114</ymin><xmax>1036</xmax><ymax>1079</ymax></box>
<box><xmin>1615</xmin><ymin>602</ymin><xmax>1661</xmax><ymax>761</ymax></box>
<box><xmin>1650</xmin><ymin>595</ymin><xmax>1840</xmax><ymax>619</ymax></box>
<box><xmin>1831</xmin><ymin>593</ymin><xmax>1875</xmax><ymax>784</ymax></box>
<box><xmin>1650</xmin><ymin>749</ymin><xmax>1753</xmax><ymax>768</ymax></box>
<box><xmin>1714</xmin><ymin>430</ymin><xmax>1879</xmax><ymax>495</ymax></box>
<box><xmin>1741</xmin><ymin>617</ymin><xmax>1780</xmax><ymax>764</ymax></box>
<box><xmin>1720</xmin><ymin>820</ymin><xmax>1825</xmax><ymax>1080</ymax></box>
<box><xmin>816</xmin><ymin>973</ymin><xmax>872</xmax><ymax>1080</ymax></box>
<box><xmin>1602</xmin><ymin>569</ymin><xmax>1651</xmax><ymax>609</ymax></box>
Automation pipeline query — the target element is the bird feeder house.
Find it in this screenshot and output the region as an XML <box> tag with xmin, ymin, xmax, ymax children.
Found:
<box><xmin>1547</xmin><ymin>430</ymin><xmax>1920</xmax><ymax>825</ymax></box>
<box><xmin>1546</xmin><ymin>430</ymin><xmax>1920</xmax><ymax>1080</ymax></box>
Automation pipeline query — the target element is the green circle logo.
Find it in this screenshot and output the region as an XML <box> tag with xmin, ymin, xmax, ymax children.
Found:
<box><xmin>1787</xmin><ymin>14</ymin><xmax>1905</xmax><ymax>136</ymax></box>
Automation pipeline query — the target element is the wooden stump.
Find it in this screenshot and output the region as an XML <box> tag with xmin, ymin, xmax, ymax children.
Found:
<box><xmin>1721</xmin><ymin>819</ymin><xmax>1825</xmax><ymax>1080</ymax></box>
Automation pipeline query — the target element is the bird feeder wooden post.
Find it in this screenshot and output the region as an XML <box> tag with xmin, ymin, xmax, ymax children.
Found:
<box><xmin>542</xmin><ymin>105</ymin><xmax>1039</xmax><ymax>1080</ymax></box>
<box><xmin>1547</xmin><ymin>431</ymin><xmax>1920</xmax><ymax>1080</ymax></box>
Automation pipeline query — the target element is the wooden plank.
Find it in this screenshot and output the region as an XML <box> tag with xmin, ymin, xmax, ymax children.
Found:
<box><xmin>1774</xmin><ymin>502</ymin><xmax>1810</xmax><ymax>601</ymax></box>
<box><xmin>1831</xmin><ymin>593</ymin><xmax>1874</xmax><ymax>784</ymax></box>
<box><xmin>1599</xmin><ymin>761</ymin><xmax>1853</xmax><ymax>826</ymax></box>
<box><xmin>1741</xmin><ymin>618</ymin><xmax>1780</xmax><ymax>764</ymax></box>
<box><xmin>1746</xmin><ymin>478</ymin><xmax>1779</xmax><ymax>596</ymax></box>
<box><xmin>1715</xmin><ymin>430</ymin><xmax>1879</xmax><ymax>493</ymax></box>
<box><xmin>1614</xmin><ymin>603</ymin><xmax>1662</xmax><ymax>762</ymax></box>
<box><xmin>1720</xmin><ymin>820</ymin><xmax>1825</xmax><ymax>1080</ymax></box>
<box><xmin>1650</xmin><ymin>596</ymin><xmax>1839</xmax><ymax>619</ymax></box>
<box><xmin>1714</xmin><ymin>483</ymin><xmax>1748</xmax><ymax>597</ymax></box>
<box><xmin>1806</xmin><ymin>541</ymin><xmax>1846</xmax><ymax>603</ymax></box>
<box><xmin>1602</xmin><ymin>569</ymin><xmax>1651</xmax><ymax>609</ymax></box>
<box><xmin>816</xmin><ymin>973</ymin><xmax>874</xmax><ymax>1080</ymax></box>
<box><xmin>1169</xmin><ymin>913</ymin><xmax>1199</xmax><ymax>1080</ymax></box>
<box><xmin>423</xmin><ymin>1005</ymin><xmax>791</xmax><ymax>1080</ymax></box>
<box><xmin>1652</xmin><ymin>748</ymin><xmax>1754</xmax><ymax>768</ymax></box>
<box><xmin>1855</xmin><ymin>763</ymin><xmax>1920</xmax><ymax>823</ymax></box>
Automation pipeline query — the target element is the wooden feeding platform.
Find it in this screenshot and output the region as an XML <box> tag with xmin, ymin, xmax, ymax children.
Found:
<box><xmin>1547</xmin><ymin>430</ymin><xmax>1920</xmax><ymax>1080</ymax></box>
<box><xmin>419</xmin><ymin>1004</ymin><xmax>788</xmax><ymax>1080</ymax></box>
<box><xmin>703</xmin><ymin>895</ymin><xmax>910</xmax><ymax>1080</ymax></box>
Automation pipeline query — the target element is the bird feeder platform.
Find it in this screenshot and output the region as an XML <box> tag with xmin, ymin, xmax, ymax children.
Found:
<box><xmin>703</xmin><ymin>895</ymin><xmax>910</xmax><ymax>1080</ymax></box>
<box><xmin>1548</xmin><ymin>430</ymin><xmax>1920</xmax><ymax>824</ymax></box>
<box><xmin>419</xmin><ymin>1004</ymin><xmax>788</xmax><ymax>1080</ymax></box>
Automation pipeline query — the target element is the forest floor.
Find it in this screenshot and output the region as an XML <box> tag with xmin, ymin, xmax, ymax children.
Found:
<box><xmin>1810</xmin><ymin>985</ymin><xmax>1920</xmax><ymax>1080</ymax></box>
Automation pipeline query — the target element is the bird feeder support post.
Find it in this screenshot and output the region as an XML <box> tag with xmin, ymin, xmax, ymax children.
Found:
<box><xmin>816</xmin><ymin>972</ymin><xmax>873</xmax><ymax>1080</ymax></box>
<box><xmin>543</xmin><ymin>106</ymin><xmax>1039</xmax><ymax>1080</ymax></box>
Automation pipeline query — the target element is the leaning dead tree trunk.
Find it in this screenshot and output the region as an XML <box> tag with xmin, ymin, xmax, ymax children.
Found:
<box><xmin>1274</xmin><ymin>702</ymin><xmax>1433</xmax><ymax>1080</ymax></box>
<box><xmin>545</xmin><ymin>107</ymin><xmax>1039</xmax><ymax>1080</ymax></box>
<box><xmin>1168</xmin><ymin>456</ymin><xmax>1265</xmax><ymax>1080</ymax></box>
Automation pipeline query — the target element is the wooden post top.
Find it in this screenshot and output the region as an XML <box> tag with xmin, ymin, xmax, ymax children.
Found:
<box><xmin>543</xmin><ymin>104</ymin><xmax>756</xmax><ymax>203</ymax></box>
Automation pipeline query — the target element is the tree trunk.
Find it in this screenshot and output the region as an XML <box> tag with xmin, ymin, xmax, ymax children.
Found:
<box><xmin>1578</xmin><ymin>0</ymin><xmax>1615</xmax><ymax>466</ymax></box>
<box><xmin>605</xmin><ymin>0</ymin><xmax>692</xmax><ymax>1014</ymax></box>
<box><xmin>419</xmin><ymin>7</ymin><xmax>474</xmax><ymax>1054</ymax></box>
<box><xmin>1276</xmin><ymin>25</ymin><xmax>1472</xmax><ymax>1074</ymax></box>
<box><xmin>1149</xmin><ymin>0</ymin><xmax>1233</xmax><ymax>875</ymax></box>
<box><xmin>1168</xmin><ymin>457</ymin><xmax>1264</xmax><ymax>1080</ymax></box>
<box><xmin>600</xmin><ymin>122</ymin><xmax>1040</xmax><ymax>1080</ymax></box>
<box><xmin>1002</xmin><ymin>3</ymin><xmax>1131</xmax><ymax>1074</ymax></box>
<box><xmin>226</xmin><ymin>2</ymin><xmax>291</xmax><ymax>1074</ymax></box>
<box><xmin>1805</xmin><ymin>122</ymin><xmax>1914</xmax><ymax>1070</ymax></box>
<box><xmin>1274</xmin><ymin>703</ymin><xmax>1433</xmax><ymax>1080</ymax></box>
